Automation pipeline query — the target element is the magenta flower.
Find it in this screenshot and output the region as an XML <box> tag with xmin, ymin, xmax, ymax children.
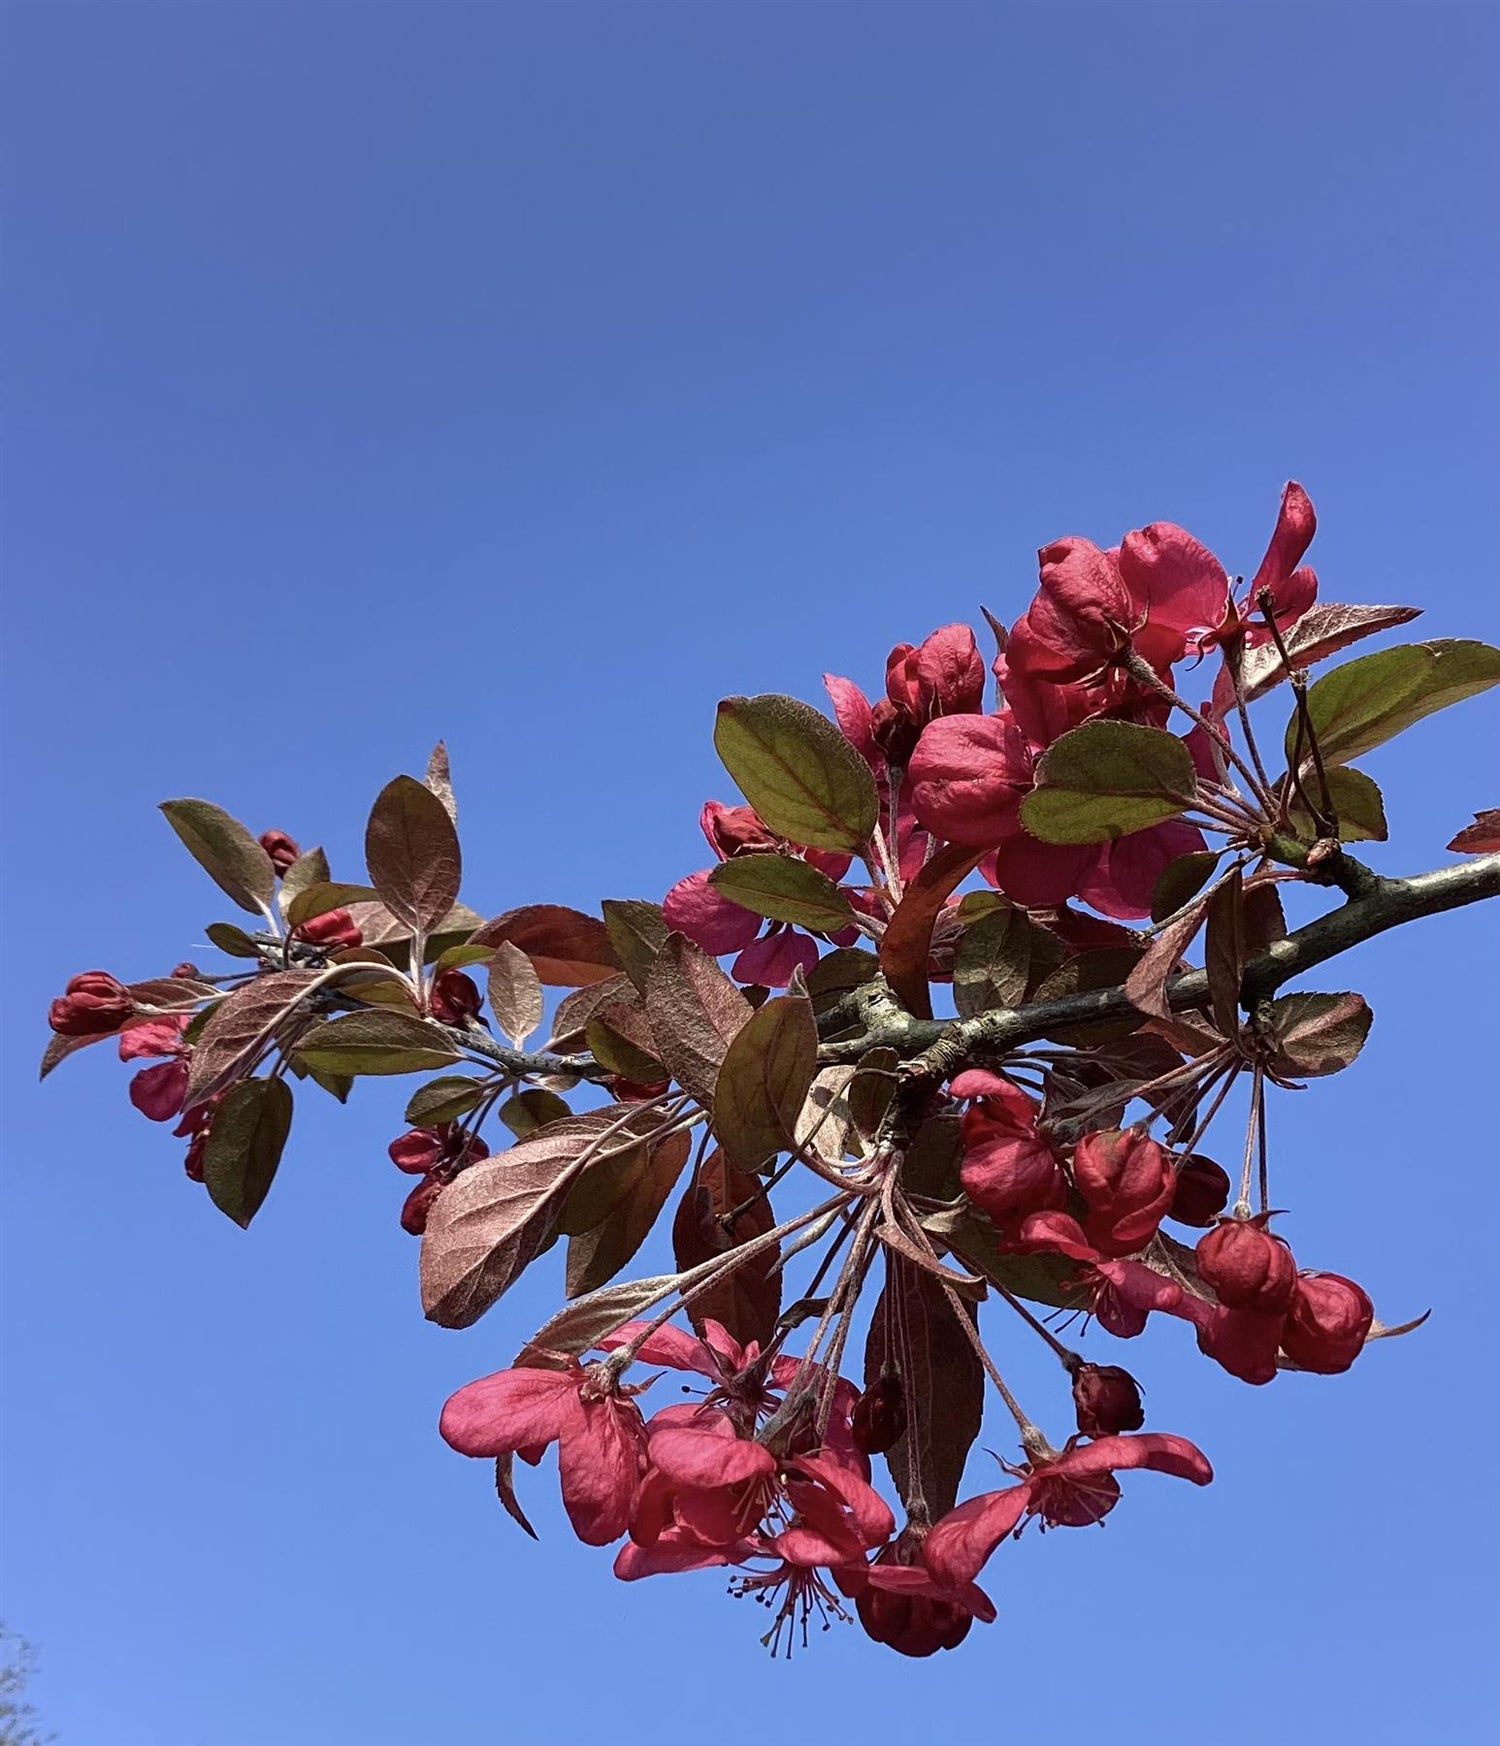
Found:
<box><xmin>439</xmin><ymin>1361</ymin><xmax>648</xmax><ymax>1546</ymax></box>
<box><xmin>924</xmin><ymin>1433</ymin><xmax>1213</xmax><ymax>1587</ymax></box>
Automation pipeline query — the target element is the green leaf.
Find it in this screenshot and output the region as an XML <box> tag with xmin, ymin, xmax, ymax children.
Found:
<box><xmin>713</xmin><ymin>994</ymin><xmax>818</xmax><ymax>1171</ymax></box>
<box><xmin>160</xmin><ymin>799</ymin><xmax>277</xmax><ymax>915</ymax></box>
<box><xmin>708</xmin><ymin>855</ymin><xmax>856</xmax><ymax>933</ymax></box>
<box><xmin>405</xmin><ymin>1074</ymin><xmax>489</xmax><ymax>1125</ymax></box>
<box><xmin>1289</xmin><ymin>639</ymin><xmax>1500</xmax><ymax>770</ymax></box>
<box><xmin>1020</xmin><ymin>721</ymin><xmax>1197</xmax><ymax>845</ymax></box>
<box><xmin>1150</xmin><ymin>850</ymin><xmax>1223</xmax><ymax>924</ymax></box>
<box><xmin>277</xmin><ymin>846</ymin><xmax>331</xmax><ymax>917</ymax></box>
<box><xmin>713</xmin><ymin>694</ymin><xmax>878</xmax><ymax>853</ymax></box>
<box><xmin>585</xmin><ymin>1004</ymin><xmax>666</xmax><ymax>1085</ymax></box>
<box><xmin>1284</xmin><ymin>766</ymin><xmax>1389</xmax><ymax>843</ymax></box>
<box><xmin>202</xmin><ymin>1078</ymin><xmax>293</xmax><ymax>1228</ymax></box>
<box><xmin>365</xmin><ymin>774</ymin><xmax>463</xmax><ymax>935</ymax></box>
<box><xmin>205</xmin><ymin>921</ymin><xmax>261</xmax><ymax>959</ymax></box>
<box><xmin>499</xmin><ymin>1088</ymin><xmax>573</xmax><ymax>1138</ymax></box>
<box><xmin>601</xmin><ymin>900</ymin><xmax>670</xmax><ymax>995</ymax></box>
<box><xmin>284</xmin><ymin>881</ymin><xmax>382</xmax><ymax>930</ymax></box>
<box><xmin>953</xmin><ymin>902</ymin><xmax>1032</xmax><ymax>1017</ymax></box>
<box><xmin>296</xmin><ymin>1010</ymin><xmax>463</xmax><ymax>1077</ymax></box>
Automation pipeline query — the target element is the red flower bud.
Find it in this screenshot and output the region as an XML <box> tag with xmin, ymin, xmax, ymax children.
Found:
<box><xmin>258</xmin><ymin>830</ymin><xmax>302</xmax><ymax>874</ymax></box>
<box><xmin>1071</xmin><ymin>1363</ymin><xmax>1145</xmax><ymax>1437</ymax></box>
<box><xmin>1072</xmin><ymin>1127</ymin><xmax>1175</xmax><ymax>1255</ymax></box>
<box><xmin>1169</xmin><ymin>1154</ymin><xmax>1232</xmax><ymax>1227</ymax></box>
<box><xmin>400</xmin><ymin>1173</ymin><xmax>447</xmax><ymax>1235</ymax></box>
<box><xmin>184</xmin><ymin>1132</ymin><xmax>208</xmax><ymax>1182</ymax></box>
<box><xmin>388</xmin><ymin>1124</ymin><xmax>488</xmax><ymax>1176</ymax></box>
<box><xmin>1279</xmin><ymin>1272</ymin><xmax>1374</xmax><ymax>1374</ymax></box>
<box><xmin>852</xmin><ymin>1372</ymin><xmax>908</xmax><ymax>1455</ymax></box>
<box><xmin>855</xmin><ymin>1577</ymin><xmax>974</xmax><ymax>1659</ymax></box>
<box><xmin>294</xmin><ymin>909</ymin><xmax>363</xmax><ymax>952</ymax></box>
<box><xmin>1195</xmin><ymin>1304</ymin><xmax>1285</xmax><ymax>1385</ymax></box>
<box><xmin>854</xmin><ymin>1526</ymin><xmax>983</xmax><ymax>1659</ymax></box>
<box><xmin>389</xmin><ymin>1128</ymin><xmax>447</xmax><ymax>1174</ymax></box>
<box><xmin>609</xmin><ymin>1075</ymin><xmax>673</xmax><ymax>1103</ymax></box>
<box><xmin>429</xmin><ymin>969</ymin><xmax>482</xmax><ymax>1026</ymax></box>
<box><xmin>701</xmin><ymin>800</ymin><xmax>779</xmax><ymax>860</ymax></box>
<box><xmin>48</xmin><ymin>971</ymin><xmax>133</xmax><ymax>1037</ymax></box>
<box><xmin>1196</xmin><ymin>1217</ymin><xmax>1297</xmax><ymax>1313</ymax></box>
<box><xmin>871</xmin><ymin>698</ymin><xmax>921</xmax><ymax>767</ymax></box>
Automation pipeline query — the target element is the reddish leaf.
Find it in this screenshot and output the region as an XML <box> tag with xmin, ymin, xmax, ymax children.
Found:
<box><xmin>365</xmin><ymin>775</ymin><xmax>463</xmax><ymax>935</ymax></box>
<box><xmin>1239</xmin><ymin>601</ymin><xmax>1424</xmax><ymax>701</ymax></box>
<box><xmin>564</xmin><ymin>1130</ymin><xmax>692</xmax><ymax>1299</ymax></box>
<box><xmin>670</xmin><ymin>1149</ymin><xmax>780</xmax><ymax>1350</ymax></box>
<box><xmin>185</xmin><ymin>972</ymin><xmax>319</xmax><ymax>1105</ymax></box>
<box><xmin>1125</xmin><ymin>898</ymin><xmax>1209</xmax><ymax>1021</ymax></box>
<box><xmin>486</xmin><ymin>940</ymin><xmax>544</xmax><ymax>1047</ymax></box>
<box><xmin>865</xmin><ymin>1256</ymin><xmax>983</xmax><ymax>1518</ymax></box>
<box><xmin>1262</xmin><ymin>991</ymin><xmax>1373</xmax><ymax>1078</ymax></box>
<box><xmin>879</xmin><ymin>843</ymin><xmax>985</xmax><ymax>1018</ymax></box>
<box><xmin>1204</xmin><ymin>867</ymin><xmax>1246</xmax><ymax>1038</ymax></box>
<box><xmin>643</xmin><ymin>933</ymin><xmax>752</xmax><ymax>1104</ymax></box>
<box><xmin>419</xmin><ymin>1115</ymin><xmax>630</xmax><ymax>1327</ymax></box>
<box><xmin>472</xmin><ymin>904</ymin><xmax>621</xmax><ymax>987</ymax></box>
<box><xmin>1449</xmin><ymin>809</ymin><xmax>1500</xmax><ymax>854</ymax></box>
<box><xmin>425</xmin><ymin>741</ymin><xmax>458</xmax><ymax>825</ymax></box>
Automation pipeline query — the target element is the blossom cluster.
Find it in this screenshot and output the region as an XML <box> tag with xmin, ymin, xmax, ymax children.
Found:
<box><xmin>41</xmin><ymin>481</ymin><xmax>1499</xmax><ymax>1656</ymax></box>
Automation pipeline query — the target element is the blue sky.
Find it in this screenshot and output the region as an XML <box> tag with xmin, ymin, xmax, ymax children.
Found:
<box><xmin>3</xmin><ymin>3</ymin><xmax>1498</xmax><ymax>1741</ymax></box>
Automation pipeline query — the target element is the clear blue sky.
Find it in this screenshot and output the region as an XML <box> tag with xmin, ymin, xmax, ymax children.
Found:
<box><xmin>3</xmin><ymin>4</ymin><xmax>1497</xmax><ymax>1741</ymax></box>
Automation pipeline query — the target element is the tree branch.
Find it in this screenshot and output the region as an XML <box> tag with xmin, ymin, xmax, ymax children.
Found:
<box><xmin>815</xmin><ymin>852</ymin><xmax>1500</xmax><ymax>1073</ymax></box>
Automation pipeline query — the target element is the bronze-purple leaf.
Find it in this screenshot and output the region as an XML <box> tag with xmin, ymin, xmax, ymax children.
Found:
<box><xmin>564</xmin><ymin>1130</ymin><xmax>692</xmax><ymax>1299</ymax></box>
<box><xmin>472</xmin><ymin>904</ymin><xmax>621</xmax><ymax>988</ymax></box>
<box><xmin>365</xmin><ymin>775</ymin><xmax>463</xmax><ymax>936</ymax></box>
<box><xmin>487</xmin><ymin>940</ymin><xmax>544</xmax><ymax>1048</ymax></box>
<box><xmin>1262</xmin><ymin>991</ymin><xmax>1373</xmax><ymax>1078</ymax></box>
<box><xmin>644</xmin><ymin>933</ymin><xmax>752</xmax><ymax>1105</ymax></box>
<box><xmin>879</xmin><ymin>843</ymin><xmax>985</xmax><ymax>1019</ymax></box>
<box><xmin>185</xmin><ymin>971</ymin><xmax>319</xmax><ymax>1105</ymax></box>
<box><xmin>419</xmin><ymin>1118</ymin><xmax>622</xmax><ymax>1327</ymax></box>
<box><xmin>201</xmin><ymin>1077</ymin><xmax>294</xmax><ymax>1229</ymax></box>
<box><xmin>670</xmin><ymin>1149</ymin><xmax>779</xmax><ymax>1350</ymax></box>
<box><xmin>1125</xmin><ymin>898</ymin><xmax>1209</xmax><ymax>1021</ymax></box>
<box><xmin>865</xmin><ymin>1256</ymin><xmax>983</xmax><ymax>1519</ymax></box>
<box><xmin>1204</xmin><ymin>868</ymin><xmax>1246</xmax><ymax>1039</ymax></box>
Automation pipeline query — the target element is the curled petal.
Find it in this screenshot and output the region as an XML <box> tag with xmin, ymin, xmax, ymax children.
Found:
<box><xmin>923</xmin><ymin>1484</ymin><xmax>1034</xmax><ymax>1587</ymax></box>
<box><xmin>597</xmin><ymin>1321</ymin><xmax>727</xmax><ymax>1379</ymax></box>
<box><xmin>1118</xmin><ymin>522</ymin><xmax>1231</xmax><ymax>662</ymax></box>
<box><xmin>1051</xmin><ymin>1432</ymin><xmax>1213</xmax><ymax>1489</ymax></box>
<box><xmin>824</xmin><ymin>673</ymin><xmax>879</xmax><ymax>763</ymax></box>
<box><xmin>1247</xmin><ymin>481</ymin><xmax>1316</xmax><ymax>602</ymax></box>
<box><xmin>439</xmin><ymin>1367</ymin><xmax>584</xmax><ymax>1457</ymax></box>
<box><xmin>557</xmin><ymin>1396</ymin><xmax>645</xmax><ymax>1546</ymax></box>
<box><xmin>647</xmin><ymin>1424</ymin><xmax>777</xmax><ymax>1488</ymax></box>
<box><xmin>909</xmin><ymin>713</ymin><xmax>1033</xmax><ymax>848</ymax></box>
<box><xmin>613</xmin><ymin>1531</ymin><xmax>751</xmax><ymax>1580</ymax></box>
<box><xmin>731</xmin><ymin>929</ymin><xmax>819</xmax><ymax>988</ymax></box>
<box><xmin>862</xmin><ymin>1562</ymin><xmax>998</xmax><ymax>1626</ymax></box>
<box><xmin>662</xmin><ymin>868</ymin><xmax>763</xmax><ymax>955</ymax></box>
